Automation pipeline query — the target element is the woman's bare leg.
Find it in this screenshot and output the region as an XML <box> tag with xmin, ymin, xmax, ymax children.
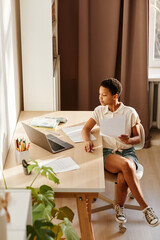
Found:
<box><xmin>105</xmin><ymin>154</ymin><xmax>148</xmax><ymax>210</ymax></box>
<box><xmin>117</xmin><ymin>172</ymin><xmax>129</xmax><ymax>206</ymax></box>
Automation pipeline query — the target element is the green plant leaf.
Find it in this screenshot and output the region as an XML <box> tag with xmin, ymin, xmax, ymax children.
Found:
<box><xmin>42</xmin><ymin>166</ymin><xmax>55</xmax><ymax>173</ymax></box>
<box><xmin>41</xmin><ymin>169</ymin><xmax>47</xmax><ymax>178</ymax></box>
<box><xmin>32</xmin><ymin>203</ymin><xmax>52</xmax><ymax>223</ymax></box>
<box><xmin>57</xmin><ymin>207</ymin><xmax>74</xmax><ymax>222</ymax></box>
<box><xmin>34</xmin><ymin>167</ymin><xmax>41</xmax><ymax>175</ymax></box>
<box><xmin>39</xmin><ymin>185</ymin><xmax>53</xmax><ymax>194</ymax></box>
<box><xmin>36</xmin><ymin>185</ymin><xmax>55</xmax><ymax>207</ymax></box>
<box><xmin>26</xmin><ymin>186</ymin><xmax>38</xmax><ymax>198</ymax></box>
<box><xmin>26</xmin><ymin>186</ymin><xmax>39</xmax><ymax>205</ymax></box>
<box><xmin>27</xmin><ymin>159</ymin><xmax>40</xmax><ymax>173</ymax></box>
<box><xmin>27</xmin><ymin>225</ymin><xmax>34</xmax><ymax>240</ymax></box>
<box><xmin>51</xmin><ymin>225</ymin><xmax>63</xmax><ymax>240</ymax></box>
<box><xmin>34</xmin><ymin>219</ymin><xmax>53</xmax><ymax>229</ymax></box>
<box><xmin>27</xmin><ymin>164</ymin><xmax>36</xmax><ymax>174</ymax></box>
<box><xmin>31</xmin><ymin>188</ymin><xmax>38</xmax><ymax>200</ymax></box>
<box><xmin>27</xmin><ymin>219</ymin><xmax>55</xmax><ymax>240</ymax></box>
<box><xmin>51</xmin><ymin>208</ymin><xmax>59</xmax><ymax>218</ymax></box>
<box><xmin>60</xmin><ymin>218</ymin><xmax>80</xmax><ymax>240</ymax></box>
<box><xmin>48</xmin><ymin>171</ymin><xmax>60</xmax><ymax>184</ymax></box>
<box><xmin>40</xmin><ymin>166</ymin><xmax>60</xmax><ymax>184</ymax></box>
<box><xmin>36</xmin><ymin>193</ymin><xmax>55</xmax><ymax>209</ymax></box>
<box><xmin>32</xmin><ymin>203</ymin><xmax>46</xmax><ymax>222</ymax></box>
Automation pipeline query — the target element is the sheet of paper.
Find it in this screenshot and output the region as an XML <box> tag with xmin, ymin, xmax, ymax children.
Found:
<box><xmin>100</xmin><ymin>116</ymin><xmax>125</xmax><ymax>137</ymax></box>
<box><xmin>62</xmin><ymin>124</ymin><xmax>96</xmax><ymax>143</ymax></box>
<box><xmin>39</xmin><ymin>157</ymin><xmax>80</xmax><ymax>173</ymax></box>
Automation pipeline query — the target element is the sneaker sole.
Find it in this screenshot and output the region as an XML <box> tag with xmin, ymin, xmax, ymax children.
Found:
<box><xmin>115</xmin><ymin>217</ymin><xmax>127</xmax><ymax>224</ymax></box>
<box><xmin>148</xmin><ymin>221</ymin><xmax>159</xmax><ymax>227</ymax></box>
<box><xmin>143</xmin><ymin>215</ymin><xmax>160</xmax><ymax>227</ymax></box>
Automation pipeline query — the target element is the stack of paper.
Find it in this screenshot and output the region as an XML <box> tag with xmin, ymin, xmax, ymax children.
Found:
<box><xmin>40</xmin><ymin>157</ymin><xmax>80</xmax><ymax>173</ymax></box>
<box><xmin>100</xmin><ymin>116</ymin><xmax>125</xmax><ymax>137</ymax></box>
<box><xmin>62</xmin><ymin>124</ymin><xmax>96</xmax><ymax>143</ymax></box>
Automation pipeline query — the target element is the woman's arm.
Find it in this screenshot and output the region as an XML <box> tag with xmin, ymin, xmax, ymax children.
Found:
<box><xmin>82</xmin><ymin>118</ymin><xmax>96</xmax><ymax>152</ymax></box>
<box><xmin>119</xmin><ymin>124</ymin><xmax>141</xmax><ymax>145</ymax></box>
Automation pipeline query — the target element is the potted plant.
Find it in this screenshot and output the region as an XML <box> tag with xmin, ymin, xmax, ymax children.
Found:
<box><xmin>2</xmin><ymin>160</ymin><xmax>80</xmax><ymax>240</ymax></box>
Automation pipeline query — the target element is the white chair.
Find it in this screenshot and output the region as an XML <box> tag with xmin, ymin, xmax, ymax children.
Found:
<box><xmin>91</xmin><ymin>124</ymin><xmax>145</xmax><ymax>233</ymax></box>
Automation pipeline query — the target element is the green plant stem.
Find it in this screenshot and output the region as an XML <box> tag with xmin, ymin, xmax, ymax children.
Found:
<box><xmin>30</xmin><ymin>171</ymin><xmax>41</xmax><ymax>187</ymax></box>
<box><xmin>2</xmin><ymin>171</ymin><xmax>7</xmax><ymax>189</ymax></box>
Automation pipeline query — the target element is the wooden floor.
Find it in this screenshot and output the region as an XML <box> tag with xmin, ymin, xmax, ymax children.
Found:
<box><xmin>55</xmin><ymin>130</ymin><xmax>160</xmax><ymax>240</ymax></box>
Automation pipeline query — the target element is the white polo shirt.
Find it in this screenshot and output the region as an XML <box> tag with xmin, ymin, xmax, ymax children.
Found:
<box><xmin>92</xmin><ymin>103</ymin><xmax>140</xmax><ymax>150</ymax></box>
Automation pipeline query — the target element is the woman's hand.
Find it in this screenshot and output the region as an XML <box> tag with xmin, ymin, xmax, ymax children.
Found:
<box><xmin>84</xmin><ymin>140</ymin><xmax>94</xmax><ymax>152</ymax></box>
<box><xmin>118</xmin><ymin>134</ymin><xmax>131</xmax><ymax>144</ymax></box>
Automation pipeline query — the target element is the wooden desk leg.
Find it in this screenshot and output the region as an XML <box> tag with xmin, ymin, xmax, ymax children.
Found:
<box><xmin>76</xmin><ymin>194</ymin><xmax>94</xmax><ymax>240</ymax></box>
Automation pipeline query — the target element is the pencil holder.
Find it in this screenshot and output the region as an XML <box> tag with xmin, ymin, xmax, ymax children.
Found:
<box><xmin>15</xmin><ymin>149</ymin><xmax>30</xmax><ymax>164</ymax></box>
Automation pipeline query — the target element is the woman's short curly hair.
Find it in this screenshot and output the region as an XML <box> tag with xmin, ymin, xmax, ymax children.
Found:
<box><xmin>100</xmin><ymin>78</ymin><xmax>122</xmax><ymax>97</ymax></box>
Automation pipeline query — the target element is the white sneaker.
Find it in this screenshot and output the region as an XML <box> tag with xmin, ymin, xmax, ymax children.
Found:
<box><xmin>143</xmin><ymin>206</ymin><xmax>159</xmax><ymax>227</ymax></box>
<box><xmin>115</xmin><ymin>204</ymin><xmax>127</xmax><ymax>223</ymax></box>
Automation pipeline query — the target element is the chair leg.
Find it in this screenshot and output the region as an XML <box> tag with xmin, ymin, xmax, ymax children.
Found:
<box><xmin>99</xmin><ymin>194</ymin><xmax>115</xmax><ymax>205</ymax></box>
<box><xmin>119</xmin><ymin>223</ymin><xmax>127</xmax><ymax>233</ymax></box>
<box><xmin>91</xmin><ymin>204</ymin><xmax>114</xmax><ymax>213</ymax></box>
<box><xmin>114</xmin><ymin>182</ymin><xmax>117</xmax><ymax>203</ymax></box>
<box><xmin>124</xmin><ymin>204</ymin><xmax>141</xmax><ymax>211</ymax></box>
<box><xmin>128</xmin><ymin>191</ymin><xmax>134</xmax><ymax>199</ymax></box>
<box><xmin>91</xmin><ymin>182</ymin><xmax>128</xmax><ymax>233</ymax></box>
<box><xmin>125</xmin><ymin>191</ymin><xmax>141</xmax><ymax>210</ymax></box>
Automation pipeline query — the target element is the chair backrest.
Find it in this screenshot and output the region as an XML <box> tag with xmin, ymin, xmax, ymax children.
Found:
<box><xmin>134</xmin><ymin>123</ymin><xmax>145</xmax><ymax>150</ymax></box>
<box><xmin>136</xmin><ymin>163</ymin><xmax>144</xmax><ymax>179</ymax></box>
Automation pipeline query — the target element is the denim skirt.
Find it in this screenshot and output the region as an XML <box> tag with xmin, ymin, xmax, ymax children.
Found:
<box><xmin>103</xmin><ymin>147</ymin><xmax>139</xmax><ymax>170</ymax></box>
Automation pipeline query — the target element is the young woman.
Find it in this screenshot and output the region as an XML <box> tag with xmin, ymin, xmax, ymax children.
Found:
<box><xmin>82</xmin><ymin>78</ymin><xmax>159</xmax><ymax>227</ymax></box>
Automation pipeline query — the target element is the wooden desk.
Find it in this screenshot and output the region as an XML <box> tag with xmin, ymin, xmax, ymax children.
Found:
<box><xmin>2</xmin><ymin>111</ymin><xmax>105</xmax><ymax>240</ymax></box>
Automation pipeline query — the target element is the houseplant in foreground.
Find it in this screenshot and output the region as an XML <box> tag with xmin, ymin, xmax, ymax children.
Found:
<box><xmin>2</xmin><ymin>159</ymin><xmax>79</xmax><ymax>240</ymax></box>
<box><xmin>26</xmin><ymin>159</ymin><xmax>80</xmax><ymax>240</ymax></box>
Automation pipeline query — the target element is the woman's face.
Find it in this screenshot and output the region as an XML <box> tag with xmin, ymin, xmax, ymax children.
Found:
<box><xmin>99</xmin><ymin>86</ymin><xmax>116</xmax><ymax>106</ymax></box>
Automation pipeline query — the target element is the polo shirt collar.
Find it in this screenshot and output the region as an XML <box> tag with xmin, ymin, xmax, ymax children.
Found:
<box><xmin>104</xmin><ymin>102</ymin><xmax>124</xmax><ymax>114</ymax></box>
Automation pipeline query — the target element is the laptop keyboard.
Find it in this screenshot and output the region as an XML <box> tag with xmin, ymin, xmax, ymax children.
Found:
<box><xmin>48</xmin><ymin>139</ymin><xmax>65</xmax><ymax>151</ymax></box>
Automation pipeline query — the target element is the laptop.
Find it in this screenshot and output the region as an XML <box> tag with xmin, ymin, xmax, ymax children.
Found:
<box><xmin>22</xmin><ymin>122</ymin><xmax>74</xmax><ymax>154</ymax></box>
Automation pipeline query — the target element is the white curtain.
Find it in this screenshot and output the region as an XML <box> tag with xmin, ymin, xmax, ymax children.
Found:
<box><xmin>0</xmin><ymin>0</ymin><xmax>22</xmax><ymax>168</ymax></box>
